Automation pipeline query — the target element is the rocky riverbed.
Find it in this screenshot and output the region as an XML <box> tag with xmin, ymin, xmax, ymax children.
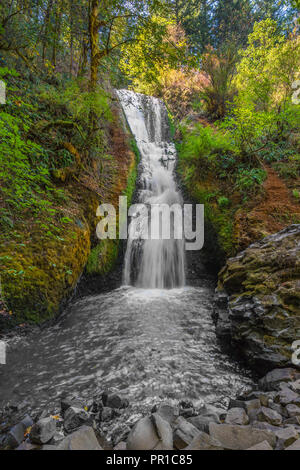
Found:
<box><xmin>1</xmin><ymin>368</ymin><xmax>300</xmax><ymax>450</ymax></box>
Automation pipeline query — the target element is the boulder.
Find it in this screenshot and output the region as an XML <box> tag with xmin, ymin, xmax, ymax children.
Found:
<box><xmin>256</xmin><ymin>407</ymin><xmax>282</xmax><ymax>426</ymax></box>
<box><xmin>58</xmin><ymin>426</ymin><xmax>102</xmax><ymax>450</ymax></box>
<box><xmin>60</xmin><ymin>398</ymin><xmax>83</xmax><ymax>417</ymax></box>
<box><xmin>209</xmin><ymin>423</ymin><xmax>276</xmax><ymax>450</ymax></box>
<box><xmin>252</xmin><ymin>421</ymin><xmax>282</xmax><ymax>433</ymax></box>
<box><xmin>225</xmin><ymin>408</ymin><xmax>249</xmax><ymax>425</ymax></box>
<box><xmin>154</xmin><ymin>403</ymin><xmax>179</xmax><ymax>424</ymax></box>
<box><xmin>102</xmin><ymin>393</ymin><xmax>128</xmax><ymax>409</ymax></box>
<box><xmin>29</xmin><ymin>417</ymin><xmax>56</xmax><ymax>445</ymax></box>
<box><xmin>16</xmin><ymin>441</ymin><xmax>38</xmax><ymax>450</ymax></box>
<box><xmin>114</xmin><ymin>441</ymin><xmax>127</xmax><ymax>450</ymax></box>
<box><xmin>259</xmin><ymin>369</ymin><xmax>300</xmax><ymax>391</ymax></box>
<box><xmin>64</xmin><ymin>406</ymin><xmax>90</xmax><ymax>433</ymax></box>
<box><xmin>245</xmin><ymin>399</ymin><xmax>261</xmax><ymax>415</ymax></box>
<box><xmin>215</xmin><ymin>225</ymin><xmax>300</xmax><ymax>370</ymax></box>
<box><xmin>151</xmin><ymin>413</ymin><xmax>173</xmax><ymax>450</ymax></box>
<box><xmin>5</xmin><ymin>422</ymin><xmax>26</xmax><ymax>448</ymax></box>
<box><xmin>126</xmin><ymin>417</ymin><xmax>159</xmax><ymax>450</ymax></box>
<box><xmin>275</xmin><ymin>427</ymin><xmax>299</xmax><ymax>450</ymax></box>
<box><xmin>188</xmin><ymin>415</ymin><xmax>218</xmax><ymax>434</ymax></box>
<box><xmin>285</xmin><ymin>403</ymin><xmax>300</xmax><ymax>418</ymax></box>
<box><xmin>285</xmin><ymin>439</ymin><xmax>300</xmax><ymax>450</ymax></box>
<box><xmin>247</xmin><ymin>440</ymin><xmax>273</xmax><ymax>450</ymax></box>
<box><xmin>173</xmin><ymin>416</ymin><xmax>200</xmax><ymax>449</ymax></box>
<box><xmin>185</xmin><ymin>432</ymin><xmax>224</xmax><ymax>450</ymax></box>
<box><xmin>100</xmin><ymin>407</ymin><xmax>114</xmax><ymax>422</ymax></box>
<box><xmin>275</xmin><ymin>388</ymin><xmax>299</xmax><ymax>406</ymax></box>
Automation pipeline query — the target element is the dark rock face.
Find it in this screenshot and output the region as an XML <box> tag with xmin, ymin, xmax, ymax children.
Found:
<box><xmin>214</xmin><ymin>224</ymin><xmax>300</xmax><ymax>371</ymax></box>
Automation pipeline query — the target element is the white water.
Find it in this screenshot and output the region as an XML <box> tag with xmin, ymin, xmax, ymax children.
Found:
<box><xmin>117</xmin><ymin>90</ymin><xmax>185</xmax><ymax>289</ymax></box>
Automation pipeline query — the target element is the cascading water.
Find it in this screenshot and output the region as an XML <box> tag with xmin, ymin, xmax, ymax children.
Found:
<box><xmin>117</xmin><ymin>90</ymin><xmax>185</xmax><ymax>289</ymax></box>
<box><xmin>0</xmin><ymin>91</ymin><xmax>254</xmax><ymax>439</ymax></box>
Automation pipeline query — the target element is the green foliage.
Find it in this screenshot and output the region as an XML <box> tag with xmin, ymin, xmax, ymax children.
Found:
<box><xmin>235</xmin><ymin>168</ymin><xmax>267</xmax><ymax>195</ymax></box>
<box><xmin>218</xmin><ymin>196</ymin><xmax>230</xmax><ymax>208</ymax></box>
<box><xmin>292</xmin><ymin>189</ymin><xmax>300</xmax><ymax>199</ymax></box>
<box><xmin>178</xmin><ymin>123</ymin><xmax>238</xmax><ymax>175</ymax></box>
<box><xmin>86</xmin><ymin>239</ymin><xmax>119</xmax><ymax>276</ymax></box>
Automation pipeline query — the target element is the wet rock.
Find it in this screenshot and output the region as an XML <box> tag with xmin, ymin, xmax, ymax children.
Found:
<box><xmin>6</xmin><ymin>422</ymin><xmax>26</xmax><ymax>448</ymax></box>
<box><xmin>102</xmin><ymin>393</ymin><xmax>128</xmax><ymax>409</ymax></box>
<box><xmin>275</xmin><ymin>388</ymin><xmax>299</xmax><ymax>406</ymax></box>
<box><xmin>151</xmin><ymin>413</ymin><xmax>173</xmax><ymax>450</ymax></box>
<box><xmin>284</xmin><ymin>416</ymin><xmax>300</xmax><ymax>426</ymax></box>
<box><xmin>64</xmin><ymin>407</ymin><xmax>90</xmax><ymax>433</ymax></box>
<box><xmin>126</xmin><ymin>416</ymin><xmax>159</xmax><ymax>450</ymax></box>
<box><xmin>49</xmin><ymin>430</ymin><xmax>65</xmax><ymax>445</ymax></box>
<box><xmin>58</xmin><ymin>426</ymin><xmax>102</xmax><ymax>450</ymax></box>
<box><xmin>245</xmin><ymin>399</ymin><xmax>261</xmax><ymax>415</ymax></box>
<box><xmin>247</xmin><ymin>440</ymin><xmax>273</xmax><ymax>450</ymax></box>
<box><xmin>290</xmin><ymin>379</ymin><xmax>300</xmax><ymax>393</ymax></box>
<box><xmin>188</xmin><ymin>415</ymin><xmax>218</xmax><ymax>434</ymax></box>
<box><xmin>286</xmin><ymin>404</ymin><xmax>300</xmax><ymax>418</ymax></box>
<box><xmin>16</xmin><ymin>441</ymin><xmax>38</xmax><ymax>451</ymax></box>
<box><xmin>173</xmin><ymin>416</ymin><xmax>200</xmax><ymax>449</ymax></box>
<box><xmin>225</xmin><ymin>408</ymin><xmax>249</xmax><ymax>425</ymax></box>
<box><xmin>29</xmin><ymin>417</ymin><xmax>56</xmax><ymax>444</ymax></box>
<box><xmin>154</xmin><ymin>403</ymin><xmax>179</xmax><ymax>424</ymax></box>
<box><xmin>259</xmin><ymin>369</ymin><xmax>300</xmax><ymax>392</ymax></box>
<box><xmin>185</xmin><ymin>432</ymin><xmax>223</xmax><ymax>450</ymax></box>
<box><xmin>100</xmin><ymin>407</ymin><xmax>114</xmax><ymax>422</ymax></box>
<box><xmin>256</xmin><ymin>407</ymin><xmax>282</xmax><ymax>426</ymax></box>
<box><xmin>60</xmin><ymin>398</ymin><xmax>83</xmax><ymax>417</ymax></box>
<box><xmin>111</xmin><ymin>424</ymin><xmax>131</xmax><ymax>446</ymax></box>
<box><xmin>215</xmin><ymin>225</ymin><xmax>300</xmax><ymax>370</ymax></box>
<box><xmin>252</xmin><ymin>421</ymin><xmax>283</xmax><ymax>433</ymax></box>
<box><xmin>275</xmin><ymin>427</ymin><xmax>299</xmax><ymax>450</ymax></box>
<box><xmin>285</xmin><ymin>439</ymin><xmax>300</xmax><ymax>450</ymax></box>
<box><xmin>114</xmin><ymin>441</ymin><xmax>127</xmax><ymax>450</ymax></box>
<box><xmin>21</xmin><ymin>415</ymin><xmax>34</xmax><ymax>429</ymax></box>
<box><xmin>209</xmin><ymin>423</ymin><xmax>276</xmax><ymax>450</ymax></box>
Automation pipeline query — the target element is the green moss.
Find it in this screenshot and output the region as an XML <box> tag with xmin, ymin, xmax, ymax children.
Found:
<box><xmin>122</xmin><ymin>138</ymin><xmax>140</xmax><ymax>206</ymax></box>
<box><xmin>1</xmin><ymin>223</ymin><xmax>91</xmax><ymax>323</ymax></box>
<box><xmin>86</xmin><ymin>239</ymin><xmax>119</xmax><ymax>275</ymax></box>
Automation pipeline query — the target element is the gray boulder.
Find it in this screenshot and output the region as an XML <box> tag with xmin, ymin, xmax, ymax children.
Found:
<box><xmin>209</xmin><ymin>423</ymin><xmax>276</xmax><ymax>450</ymax></box>
<box><xmin>256</xmin><ymin>407</ymin><xmax>282</xmax><ymax>426</ymax></box>
<box><xmin>275</xmin><ymin>388</ymin><xmax>299</xmax><ymax>406</ymax></box>
<box><xmin>29</xmin><ymin>417</ymin><xmax>56</xmax><ymax>444</ymax></box>
<box><xmin>286</xmin><ymin>404</ymin><xmax>300</xmax><ymax>418</ymax></box>
<box><xmin>64</xmin><ymin>406</ymin><xmax>90</xmax><ymax>433</ymax></box>
<box><xmin>154</xmin><ymin>403</ymin><xmax>179</xmax><ymax>424</ymax></box>
<box><xmin>5</xmin><ymin>422</ymin><xmax>26</xmax><ymax>449</ymax></box>
<box><xmin>151</xmin><ymin>413</ymin><xmax>173</xmax><ymax>450</ymax></box>
<box><xmin>225</xmin><ymin>408</ymin><xmax>249</xmax><ymax>425</ymax></box>
<box><xmin>247</xmin><ymin>440</ymin><xmax>273</xmax><ymax>450</ymax></box>
<box><xmin>259</xmin><ymin>369</ymin><xmax>300</xmax><ymax>391</ymax></box>
<box><xmin>126</xmin><ymin>414</ymin><xmax>174</xmax><ymax>450</ymax></box>
<box><xmin>173</xmin><ymin>416</ymin><xmax>200</xmax><ymax>449</ymax></box>
<box><xmin>215</xmin><ymin>225</ymin><xmax>300</xmax><ymax>370</ymax></box>
<box><xmin>275</xmin><ymin>427</ymin><xmax>299</xmax><ymax>450</ymax></box>
<box><xmin>285</xmin><ymin>438</ymin><xmax>300</xmax><ymax>450</ymax></box>
<box><xmin>185</xmin><ymin>432</ymin><xmax>224</xmax><ymax>450</ymax></box>
<box><xmin>58</xmin><ymin>426</ymin><xmax>102</xmax><ymax>450</ymax></box>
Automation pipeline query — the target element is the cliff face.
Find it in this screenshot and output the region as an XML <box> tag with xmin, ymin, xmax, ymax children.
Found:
<box><xmin>214</xmin><ymin>224</ymin><xmax>300</xmax><ymax>371</ymax></box>
<box><xmin>0</xmin><ymin>98</ymin><xmax>137</xmax><ymax>328</ymax></box>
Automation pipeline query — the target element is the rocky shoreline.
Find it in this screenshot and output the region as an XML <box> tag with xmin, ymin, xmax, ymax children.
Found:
<box><xmin>1</xmin><ymin>368</ymin><xmax>300</xmax><ymax>450</ymax></box>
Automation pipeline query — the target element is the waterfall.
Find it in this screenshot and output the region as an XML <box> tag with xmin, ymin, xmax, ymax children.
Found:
<box><xmin>117</xmin><ymin>89</ymin><xmax>185</xmax><ymax>289</ymax></box>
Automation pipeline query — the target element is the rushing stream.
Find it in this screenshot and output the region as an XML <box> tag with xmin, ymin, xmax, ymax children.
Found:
<box><xmin>0</xmin><ymin>91</ymin><xmax>253</xmax><ymax>420</ymax></box>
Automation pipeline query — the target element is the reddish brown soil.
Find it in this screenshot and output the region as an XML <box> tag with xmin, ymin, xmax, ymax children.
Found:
<box><xmin>235</xmin><ymin>166</ymin><xmax>300</xmax><ymax>250</ymax></box>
